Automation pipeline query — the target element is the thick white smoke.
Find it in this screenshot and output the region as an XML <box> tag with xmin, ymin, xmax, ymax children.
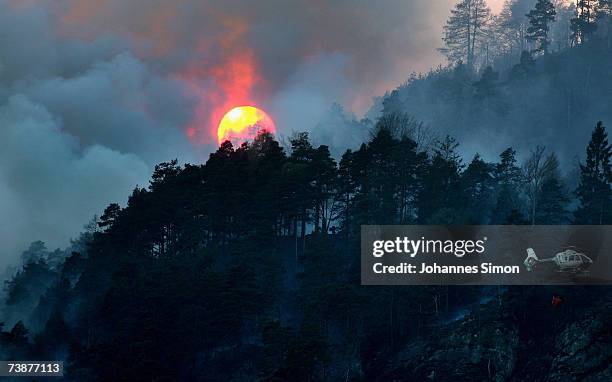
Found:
<box><xmin>0</xmin><ymin>2</ymin><xmax>198</xmax><ymax>267</ymax></box>
<box><xmin>0</xmin><ymin>96</ymin><xmax>150</xmax><ymax>268</ymax></box>
<box><xmin>0</xmin><ymin>0</ymin><xmax>462</xmax><ymax>266</ymax></box>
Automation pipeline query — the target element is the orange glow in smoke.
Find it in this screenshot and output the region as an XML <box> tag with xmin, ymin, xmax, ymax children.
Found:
<box><xmin>217</xmin><ymin>106</ymin><xmax>275</xmax><ymax>145</ymax></box>
<box><xmin>57</xmin><ymin>2</ymin><xmax>270</xmax><ymax>145</ymax></box>
<box><xmin>182</xmin><ymin>49</ymin><xmax>265</xmax><ymax>145</ymax></box>
<box><xmin>181</xmin><ymin>14</ymin><xmax>270</xmax><ymax>145</ymax></box>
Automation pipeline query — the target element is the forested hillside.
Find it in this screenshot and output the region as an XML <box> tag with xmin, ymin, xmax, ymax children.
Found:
<box><xmin>1</xmin><ymin>119</ymin><xmax>611</xmax><ymax>380</ymax></box>
<box><xmin>380</xmin><ymin>0</ymin><xmax>612</xmax><ymax>162</ymax></box>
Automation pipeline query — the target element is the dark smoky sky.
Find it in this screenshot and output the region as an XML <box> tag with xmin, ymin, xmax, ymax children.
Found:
<box><xmin>51</xmin><ymin>0</ymin><xmax>458</xmax><ymax>108</ymax></box>
<box><xmin>0</xmin><ymin>0</ymin><xmax>505</xmax><ymax>266</ymax></box>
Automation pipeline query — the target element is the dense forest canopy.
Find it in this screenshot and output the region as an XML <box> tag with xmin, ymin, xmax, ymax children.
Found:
<box><xmin>1</xmin><ymin>117</ymin><xmax>610</xmax><ymax>379</ymax></box>
<box><xmin>2</xmin><ymin>0</ymin><xmax>612</xmax><ymax>380</ymax></box>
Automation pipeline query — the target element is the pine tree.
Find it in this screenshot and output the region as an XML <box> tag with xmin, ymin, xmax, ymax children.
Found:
<box><xmin>535</xmin><ymin>154</ymin><xmax>569</xmax><ymax>223</ymax></box>
<box><xmin>393</xmin><ymin>136</ymin><xmax>427</xmax><ymax>224</ymax></box>
<box><xmin>246</xmin><ymin>132</ymin><xmax>287</xmax><ymax>239</ymax></box>
<box><xmin>571</xmin><ymin>0</ymin><xmax>598</xmax><ymax>44</ymax></box>
<box><xmin>493</xmin><ymin>147</ymin><xmax>524</xmax><ymax>223</ymax></box>
<box><xmin>337</xmin><ymin>150</ymin><xmax>357</xmax><ymax>236</ymax></box>
<box><xmin>441</xmin><ymin>0</ymin><xmax>492</xmax><ymax>69</ymax></box>
<box><xmin>462</xmin><ymin>154</ymin><xmax>495</xmax><ymax>223</ymax></box>
<box><xmin>526</xmin><ymin>0</ymin><xmax>557</xmax><ymax>53</ymax></box>
<box><xmin>287</xmin><ymin>132</ymin><xmax>316</xmax><ymax>250</ymax></box>
<box><xmin>98</xmin><ymin>203</ymin><xmax>121</xmax><ymax>231</ymax></box>
<box><xmin>575</xmin><ymin>121</ymin><xmax>612</xmax><ymax>224</ymax></box>
<box><xmin>418</xmin><ymin>136</ymin><xmax>465</xmax><ymax>223</ymax></box>
<box><xmin>311</xmin><ymin>145</ymin><xmax>338</xmax><ymax>233</ymax></box>
<box><xmin>365</xmin><ymin>127</ymin><xmax>400</xmax><ymax>224</ymax></box>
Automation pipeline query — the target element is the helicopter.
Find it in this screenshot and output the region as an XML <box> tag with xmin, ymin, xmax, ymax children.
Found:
<box><xmin>523</xmin><ymin>247</ymin><xmax>593</xmax><ymax>273</ymax></box>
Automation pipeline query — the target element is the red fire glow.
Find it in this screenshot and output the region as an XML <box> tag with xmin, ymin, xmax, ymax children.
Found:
<box><xmin>182</xmin><ymin>49</ymin><xmax>262</xmax><ymax>144</ymax></box>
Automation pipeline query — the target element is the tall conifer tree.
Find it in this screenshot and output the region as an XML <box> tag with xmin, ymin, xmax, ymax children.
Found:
<box><xmin>526</xmin><ymin>0</ymin><xmax>557</xmax><ymax>53</ymax></box>
<box><xmin>575</xmin><ymin>121</ymin><xmax>612</xmax><ymax>224</ymax></box>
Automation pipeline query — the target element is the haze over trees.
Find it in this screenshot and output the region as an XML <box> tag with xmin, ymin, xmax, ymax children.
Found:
<box><xmin>387</xmin><ymin>0</ymin><xmax>612</xmax><ymax>166</ymax></box>
<box><xmin>441</xmin><ymin>0</ymin><xmax>612</xmax><ymax>67</ymax></box>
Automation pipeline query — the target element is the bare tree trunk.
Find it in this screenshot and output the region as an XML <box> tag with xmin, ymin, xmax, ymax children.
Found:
<box><xmin>301</xmin><ymin>212</ymin><xmax>306</xmax><ymax>254</ymax></box>
<box><xmin>389</xmin><ymin>289</ymin><xmax>395</xmax><ymax>351</ymax></box>
<box><xmin>294</xmin><ymin>218</ymin><xmax>298</xmax><ymax>262</ymax></box>
<box><xmin>433</xmin><ymin>295</ymin><xmax>439</xmax><ymax>315</ymax></box>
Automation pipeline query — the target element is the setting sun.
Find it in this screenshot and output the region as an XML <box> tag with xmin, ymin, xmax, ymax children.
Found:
<box><xmin>217</xmin><ymin>106</ymin><xmax>276</xmax><ymax>145</ymax></box>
